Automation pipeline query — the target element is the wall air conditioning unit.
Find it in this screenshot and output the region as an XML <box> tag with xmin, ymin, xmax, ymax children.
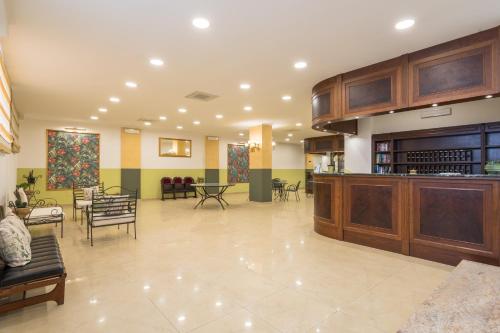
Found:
<box><xmin>124</xmin><ymin>128</ymin><xmax>140</xmax><ymax>134</ymax></box>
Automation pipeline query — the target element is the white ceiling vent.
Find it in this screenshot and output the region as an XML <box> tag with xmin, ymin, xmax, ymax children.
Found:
<box><xmin>185</xmin><ymin>91</ymin><xmax>219</xmax><ymax>102</ymax></box>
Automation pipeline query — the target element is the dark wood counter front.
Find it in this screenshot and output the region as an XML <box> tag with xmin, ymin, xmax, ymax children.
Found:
<box><xmin>313</xmin><ymin>174</ymin><xmax>500</xmax><ymax>266</ymax></box>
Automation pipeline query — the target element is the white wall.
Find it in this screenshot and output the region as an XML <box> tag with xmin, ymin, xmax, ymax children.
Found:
<box><xmin>18</xmin><ymin>118</ymin><xmax>121</xmax><ymax>168</ymax></box>
<box><xmin>141</xmin><ymin>129</ymin><xmax>205</xmax><ymax>169</ymax></box>
<box><xmin>345</xmin><ymin>98</ymin><xmax>500</xmax><ymax>173</ymax></box>
<box><xmin>272</xmin><ymin>142</ymin><xmax>304</xmax><ymax>169</ymax></box>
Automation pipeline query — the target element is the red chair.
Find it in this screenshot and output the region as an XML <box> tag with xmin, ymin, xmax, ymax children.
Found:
<box><xmin>183</xmin><ymin>177</ymin><xmax>197</xmax><ymax>198</ymax></box>
<box><xmin>172</xmin><ymin>177</ymin><xmax>186</xmax><ymax>199</ymax></box>
<box><xmin>161</xmin><ymin>177</ymin><xmax>174</xmax><ymax>200</ymax></box>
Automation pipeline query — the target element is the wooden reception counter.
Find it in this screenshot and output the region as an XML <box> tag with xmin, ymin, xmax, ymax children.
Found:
<box><xmin>313</xmin><ymin>173</ymin><xmax>500</xmax><ymax>266</ymax></box>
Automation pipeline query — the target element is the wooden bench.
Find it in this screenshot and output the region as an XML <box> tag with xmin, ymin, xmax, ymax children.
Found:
<box><xmin>0</xmin><ymin>235</ymin><xmax>66</xmax><ymax>314</ymax></box>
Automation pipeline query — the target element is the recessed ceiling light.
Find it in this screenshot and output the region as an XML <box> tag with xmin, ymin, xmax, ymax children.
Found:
<box><xmin>295</xmin><ymin>122</ymin><xmax>302</xmax><ymax>126</ymax></box>
<box><xmin>432</xmin><ymin>103</ymin><xmax>438</xmax><ymax>107</ymax></box>
<box><xmin>98</xmin><ymin>107</ymin><xmax>108</xmax><ymax>113</ymax></box>
<box><xmin>177</xmin><ymin>315</ymin><xmax>186</xmax><ymax>322</ymax></box>
<box><xmin>294</xmin><ymin>61</ymin><xmax>308</xmax><ymax>69</ymax></box>
<box><xmin>176</xmin><ymin>125</ymin><xmax>183</xmax><ymax>130</ymax></box>
<box><xmin>239</xmin><ymin>132</ymin><xmax>244</xmax><ymax>136</ymax></box>
<box><xmin>215</xmin><ymin>114</ymin><xmax>223</xmax><ymax>119</ymax></box>
<box><xmin>149</xmin><ymin>58</ymin><xmax>164</xmax><ymax>66</ymax></box>
<box><xmin>193</xmin><ymin>120</ymin><xmax>200</xmax><ymax>125</ymax></box>
<box><xmin>240</xmin><ymin>83</ymin><xmax>251</xmax><ymax>90</ymax></box>
<box><xmin>282</xmin><ymin>95</ymin><xmax>292</xmax><ymax>101</ymax></box>
<box><xmin>485</xmin><ymin>95</ymin><xmax>493</xmax><ymax>99</ymax></box>
<box><xmin>178</xmin><ymin>108</ymin><xmax>187</xmax><ymax>113</ymax></box>
<box><xmin>109</xmin><ymin>96</ymin><xmax>120</xmax><ymax>103</ymax></box>
<box><xmin>192</xmin><ymin>17</ymin><xmax>210</xmax><ymax>29</ymax></box>
<box><xmin>144</xmin><ymin>121</ymin><xmax>152</xmax><ymax>126</ymax></box>
<box><xmin>285</xmin><ymin>138</ymin><xmax>290</xmax><ymax>142</ymax></box>
<box><xmin>300</xmin><ymin>140</ymin><xmax>304</xmax><ymax>143</ymax></box>
<box><xmin>90</xmin><ymin>116</ymin><xmax>99</xmax><ymax>120</ymax></box>
<box><xmin>395</xmin><ymin>19</ymin><xmax>415</xmax><ymax>30</ymax></box>
<box><xmin>159</xmin><ymin>116</ymin><xmax>167</xmax><ymax>121</ymax></box>
<box><xmin>243</xmin><ymin>106</ymin><xmax>253</xmax><ymax>111</ymax></box>
<box><xmin>125</xmin><ymin>81</ymin><xmax>138</xmax><ymax>88</ymax></box>
<box><xmin>288</xmin><ymin>133</ymin><xmax>293</xmax><ymax>137</ymax></box>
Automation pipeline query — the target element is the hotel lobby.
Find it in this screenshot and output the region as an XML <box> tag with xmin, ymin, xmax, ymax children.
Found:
<box><xmin>0</xmin><ymin>1</ymin><xmax>499</xmax><ymax>332</ymax></box>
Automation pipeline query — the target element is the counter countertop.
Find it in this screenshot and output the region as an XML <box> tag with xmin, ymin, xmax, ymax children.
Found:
<box><xmin>313</xmin><ymin>172</ymin><xmax>500</xmax><ymax>179</ymax></box>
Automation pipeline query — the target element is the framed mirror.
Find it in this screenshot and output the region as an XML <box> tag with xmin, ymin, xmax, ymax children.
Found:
<box><xmin>159</xmin><ymin>138</ymin><xmax>192</xmax><ymax>157</ymax></box>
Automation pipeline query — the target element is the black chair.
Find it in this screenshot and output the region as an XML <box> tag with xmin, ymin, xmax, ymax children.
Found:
<box><xmin>87</xmin><ymin>186</ymin><xmax>137</xmax><ymax>246</ymax></box>
<box><xmin>161</xmin><ymin>177</ymin><xmax>174</xmax><ymax>200</ymax></box>
<box><xmin>285</xmin><ymin>181</ymin><xmax>301</xmax><ymax>201</ymax></box>
<box><xmin>183</xmin><ymin>177</ymin><xmax>197</xmax><ymax>198</ymax></box>
<box><xmin>272</xmin><ymin>178</ymin><xmax>283</xmax><ymax>200</ymax></box>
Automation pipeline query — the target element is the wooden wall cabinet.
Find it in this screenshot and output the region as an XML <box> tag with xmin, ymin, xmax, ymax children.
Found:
<box><xmin>409</xmin><ymin>179</ymin><xmax>499</xmax><ymax>266</ymax></box>
<box><xmin>341</xmin><ymin>55</ymin><xmax>408</xmax><ymax>117</ymax></box>
<box><xmin>312</xmin><ymin>75</ymin><xmax>342</xmax><ymax>123</ymax></box>
<box><xmin>303</xmin><ymin>135</ymin><xmax>344</xmax><ymax>154</ymax></box>
<box><xmin>409</xmin><ymin>27</ymin><xmax>500</xmax><ymax>107</ymax></box>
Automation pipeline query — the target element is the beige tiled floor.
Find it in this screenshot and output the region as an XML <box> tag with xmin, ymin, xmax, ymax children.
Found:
<box><xmin>0</xmin><ymin>193</ymin><xmax>453</xmax><ymax>332</ymax></box>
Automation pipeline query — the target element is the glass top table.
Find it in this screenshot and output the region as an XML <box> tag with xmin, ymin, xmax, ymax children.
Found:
<box><xmin>191</xmin><ymin>183</ymin><xmax>235</xmax><ymax>209</ymax></box>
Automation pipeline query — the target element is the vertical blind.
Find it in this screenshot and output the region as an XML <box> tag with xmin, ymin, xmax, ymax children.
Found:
<box><xmin>0</xmin><ymin>48</ymin><xmax>15</xmax><ymax>153</ymax></box>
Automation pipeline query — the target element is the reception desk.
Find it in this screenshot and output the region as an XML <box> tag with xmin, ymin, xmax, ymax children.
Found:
<box><xmin>313</xmin><ymin>173</ymin><xmax>500</xmax><ymax>266</ymax></box>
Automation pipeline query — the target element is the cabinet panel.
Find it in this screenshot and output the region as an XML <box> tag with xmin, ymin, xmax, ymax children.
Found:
<box><xmin>312</xmin><ymin>91</ymin><xmax>330</xmax><ymax>119</ymax></box>
<box><xmin>409</xmin><ymin>179</ymin><xmax>499</xmax><ymax>265</ymax></box>
<box><xmin>409</xmin><ymin>28</ymin><xmax>499</xmax><ymax>107</ymax></box>
<box><xmin>313</xmin><ymin>176</ymin><xmax>343</xmax><ymax>240</ymax></box>
<box><xmin>311</xmin><ymin>75</ymin><xmax>342</xmax><ymax>123</ymax></box>
<box><xmin>342</xmin><ymin>177</ymin><xmax>408</xmax><ymax>254</ymax></box>
<box><xmin>342</xmin><ymin>56</ymin><xmax>408</xmax><ymax>117</ymax></box>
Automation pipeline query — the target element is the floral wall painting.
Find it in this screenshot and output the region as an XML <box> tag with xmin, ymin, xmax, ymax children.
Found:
<box><xmin>47</xmin><ymin>129</ymin><xmax>100</xmax><ymax>190</ymax></box>
<box><xmin>227</xmin><ymin>144</ymin><xmax>249</xmax><ymax>183</ymax></box>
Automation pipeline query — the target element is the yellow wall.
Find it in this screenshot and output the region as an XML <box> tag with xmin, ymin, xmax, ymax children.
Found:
<box><xmin>205</xmin><ymin>136</ymin><xmax>219</xmax><ymax>169</ymax></box>
<box><xmin>121</xmin><ymin>128</ymin><xmax>141</xmax><ymax>168</ymax></box>
<box><xmin>249</xmin><ymin>124</ymin><xmax>272</xmax><ymax>169</ymax></box>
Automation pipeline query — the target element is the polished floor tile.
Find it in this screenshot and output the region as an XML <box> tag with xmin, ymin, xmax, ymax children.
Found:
<box><xmin>0</xmin><ymin>193</ymin><xmax>453</xmax><ymax>332</ymax></box>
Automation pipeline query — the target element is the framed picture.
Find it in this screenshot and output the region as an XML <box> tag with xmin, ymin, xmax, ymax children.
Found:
<box><xmin>46</xmin><ymin>129</ymin><xmax>100</xmax><ymax>190</ymax></box>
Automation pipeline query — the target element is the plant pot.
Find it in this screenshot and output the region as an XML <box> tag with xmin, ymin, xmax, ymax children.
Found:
<box><xmin>15</xmin><ymin>207</ymin><xmax>31</xmax><ymax>219</ymax></box>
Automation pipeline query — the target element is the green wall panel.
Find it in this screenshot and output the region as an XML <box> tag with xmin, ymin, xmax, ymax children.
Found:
<box><xmin>249</xmin><ymin>169</ymin><xmax>272</xmax><ymax>202</ymax></box>
<box><xmin>141</xmin><ymin>169</ymin><xmax>204</xmax><ymax>199</ymax></box>
<box><xmin>17</xmin><ymin>168</ymin><xmax>121</xmax><ymax>205</ymax></box>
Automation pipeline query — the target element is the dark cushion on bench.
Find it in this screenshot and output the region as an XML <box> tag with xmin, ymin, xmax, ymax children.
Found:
<box><xmin>0</xmin><ymin>235</ymin><xmax>65</xmax><ymax>287</ymax></box>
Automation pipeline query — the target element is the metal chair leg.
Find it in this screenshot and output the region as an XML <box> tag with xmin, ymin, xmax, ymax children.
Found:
<box><xmin>134</xmin><ymin>222</ymin><xmax>137</xmax><ymax>239</ymax></box>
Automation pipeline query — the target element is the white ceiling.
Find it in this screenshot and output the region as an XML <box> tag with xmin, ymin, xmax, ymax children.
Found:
<box><xmin>2</xmin><ymin>0</ymin><xmax>500</xmax><ymax>142</ymax></box>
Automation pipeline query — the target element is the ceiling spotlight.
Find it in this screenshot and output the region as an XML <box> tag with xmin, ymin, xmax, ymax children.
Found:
<box><xmin>125</xmin><ymin>81</ymin><xmax>138</xmax><ymax>88</ymax></box>
<box><xmin>90</xmin><ymin>116</ymin><xmax>99</xmax><ymax>120</ymax></box>
<box><xmin>282</xmin><ymin>95</ymin><xmax>292</xmax><ymax>101</ymax></box>
<box><xmin>355</xmin><ymin>116</ymin><xmax>360</xmax><ymax>119</ymax></box>
<box><xmin>149</xmin><ymin>58</ymin><xmax>164</xmax><ymax>66</ymax></box>
<box><xmin>193</xmin><ymin>120</ymin><xmax>200</xmax><ymax>125</ymax></box>
<box><xmin>178</xmin><ymin>108</ymin><xmax>187</xmax><ymax>113</ymax></box>
<box><xmin>240</xmin><ymin>83</ymin><xmax>251</xmax><ymax>90</ymax></box>
<box><xmin>215</xmin><ymin>114</ymin><xmax>223</xmax><ymax>119</ymax></box>
<box><xmin>322</xmin><ymin>129</ymin><xmax>327</xmax><ymax>132</ymax></box>
<box><xmin>243</xmin><ymin>106</ymin><xmax>253</xmax><ymax>111</ymax></box>
<box><xmin>485</xmin><ymin>95</ymin><xmax>493</xmax><ymax>99</ymax></box>
<box><xmin>300</xmin><ymin>140</ymin><xmax>304</xmax><ymax>143</ymax></box>
<box><xmin>144</xmin><ymin>121</ymin><xmax>152</xmax><ymax>126</ymax></box>
<box><xmin>109</xmin><ymin>96</ymin><xmax>120</xmax><ymax>103</ymax></box>
<box><xmin>159</xmin><ymin>116</ymin><xmax>167</xmax><ymax>121</ymax></box>
<box><xmin>395</xmin><ymin>19</ymin><xmax>415</xmax><ymax>30</ymax></box>
<box><xmin>288</xmin><ymin>133</ymin><xmax>293</xmax><ymax>137</ymax></box>
<box><xmin>432</xmin><ymin>103</ymin><xmax>438</xmax><ymax>107</ymax></box>
<box><xmin>285</xmin><ymin>138</ymin><xmax>290</xmax><ymax>142</ymax></box>
<box><xmin>389</xmin><ymin>110</ymin><xmax>395</xmax><ymax>114</ymax></box>
<box><xmin>295</xmin><ymin>122</ymin><xmax>302</xmax><ymax>126</ymax></box>
<box><xmin>239</xmin><ymin>133</ymin><xmax>244</xmax><ymax>136</ymax></box>
<box><xmin>98</xmin><ymin>107</ymin><xmax>108</xmax><ymax>113</ymax></box>
<box><xmin>192</xmin><ymin>17</ymin><xmax>210</xmax><ymax>29</ymax></box>
<box><xmin>294</xmin><ymin>61</ymin><xmax>308</xmax><ymax>69</ymax></box>
<box><xmin>176</xmin><ymin>125</ymin><xmax>183</xmax><ymax>130</ymax></box>
<box><xmin>272</xmin><ymin>141</ymin><xmax>276</xmax><ymax>146</ymax></box>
